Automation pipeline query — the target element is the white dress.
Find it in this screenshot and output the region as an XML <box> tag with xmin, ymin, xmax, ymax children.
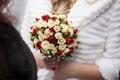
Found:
<box><xmin>20</xmin><ymin>0</ymin><xmax>120</xmax><ymax>80</ymax></box>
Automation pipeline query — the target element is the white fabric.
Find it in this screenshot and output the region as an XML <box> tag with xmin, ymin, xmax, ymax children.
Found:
<box><xmin>8</xmin><ymin>0</ymin><xmax>27</xmax><ymax>31</ymax></box>
<box><xmin>19</xmin><ymin>0</ymin><xmax>120</xmax><ymax>80</ymax></box>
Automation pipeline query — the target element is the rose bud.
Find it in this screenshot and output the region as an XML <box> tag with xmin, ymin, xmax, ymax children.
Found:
<box><xmin>35</xmin><ymin>18</ymin><xmax>40</xmax><ymax>21</ymax></box>
<box><xmin>36</xmin><ymin>41</ymin><xmax>42</xmax><ymax>49</ymax></box>
<box><xmin>32</xmin><ymin>27</ymin><xmax>38</xmax><ymax>35</ymax></box>
<box><xmin>52</xmin><ymin>17</ymin><xmax>57</xmax><ymax>21</ymax></box>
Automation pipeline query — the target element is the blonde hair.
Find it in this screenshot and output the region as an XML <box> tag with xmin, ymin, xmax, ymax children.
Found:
<box><xmin>51</xmin><ymin>0</ymin><xmax>76</xmax><ymax>16</ymax></box>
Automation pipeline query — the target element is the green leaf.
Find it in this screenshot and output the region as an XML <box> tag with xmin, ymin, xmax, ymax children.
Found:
<box><xmin>62</xmin><ymin>33</ymin><xmax>67</xmax><ymax>38</ymax></box>
<box><xmin>72</xmin><ymin>34</ymin><xmax>78</xmax><ymax>39</ymax></box>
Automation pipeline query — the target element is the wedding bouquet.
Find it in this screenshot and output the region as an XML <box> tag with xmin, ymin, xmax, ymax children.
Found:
<box><xmin>30</xmin><ymin>13</ymin><xmax>79</xmax><ymax>61</ymax></box>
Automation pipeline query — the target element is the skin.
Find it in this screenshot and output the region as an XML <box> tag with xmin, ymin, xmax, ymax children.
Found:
<box><xmin>33</xmin><ymin>53</ymin><xmax>57</xmax><ymax>69</ymax></box>
<box><xmin>33</xmin><ymin>53</ymin><xmax>46</xmax><ymax>68</ymax></box>
<box><xmin>53</xmin><ymin>0</ymin><xmax>104</xmax><ymax>79</ymax></box>
<box><xmin>54</xmin><ymin>61</ymin><xmax>104</xmax><ymax>80</ymax></box>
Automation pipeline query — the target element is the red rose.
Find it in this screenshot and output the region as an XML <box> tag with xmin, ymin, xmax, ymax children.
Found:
<box><xmin>73</xmin><ymin>29</ymin><xmax>78</xmax><ymax>34</ymax></box>
<box><xmin>52</xmin><ymin>17</ymin><xmax>57</xmax><ymax>21</ymax></box>
<box><xmin>46</xmin><ymin>36</ymin><xmax>55</xmax><ymax>43</ymax></box>
<box><xmin>36</xmin><ymin>41</ymin><xmax>42</xmax><ymax>49</ymax></box>
<box><xmin>49</xmin><ymin>27</ymin><xmax>56</xmax><ymax>33</ymax></box>
<box><xmin>69</xmin><ymin>47</ymin><xmax>74</xmax><ymax>53</ymax></box>
<box><xmin>32</xmin><ymin>28</ymin><xmax>38</xmax><ymax>35</ymax></box>
<box><xmin>35</xmin><ymin>18</ymin><xmax>40</xmax><ymax>21</ymax></box>
<box><xmin>57</xmin><ymin>50</ymin><xmax>62</xmax><ymax>56</ymax></box>
<box><xmin>42</xmin><ymin>15</ymin><xmax>49</xmax><ymax>22</ymax></box>
<box><xmin>65</xmin><ymin>38</ymin><xmax>74</xmax><ymax>45</ymax></box>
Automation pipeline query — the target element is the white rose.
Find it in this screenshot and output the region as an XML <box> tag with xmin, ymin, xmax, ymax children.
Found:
<box><xmin>60</xmin><ymin>24</ymin><xmax>69</xmax><ymax>32</ymax></box>
<box><xmin>55</xmin><ymin>32</ymin><xmax>63</xmax><ymax>39</ymax></box>
<box><xmin>44</xmin><ymin>29</ymin><xmax>53</xmax><ymax>36</ymax></box>
<box><xmin>72</xmin><ymin>40</ymin><xmax>77</xmax><ymax>48</ymax></box>
<box><xmin>38</xmin><ymin>31</ymin><xmax>42</xmax><ymax>35</ymax></box>
<box><xmin>54</xmin><ymin>26</ymin><xmax>61</xmax><ymax>32</ymax></box>
<box><xmin>42</xmin><ymin>34</ymin><xmax>50</xmax><ymax>39</ymax></box>
<box><xmin>41</xmin><ymin>49</ymin><xmax>50</xmax><ymax>54</ymax></box>
<box><xmin>55</xmin><ymin>19</ymin><xmax>60</xmax><ymax>25</ymax></box>
<box><xmin>52</xmin><ymin>48</ymin><xmax>57</xmax><ymax>54</ymax></box>
<box><xmin>41</xmin><ymin>49</ymin><xmax>46</xmax><ymax>54</ymax></box>
<box><xmin>38</xmin><ymin>35</ymin><xmax>43</xmax><ymax>41</ymax></box>
<box><xmin>68</xmin><ymin>44</ymin><xmax>74</xmax><ymax>48</ymax></box>
<box><xmin>33</xmin><ymin>38</ymin><xmax>38</xmax><ymax>44</ymax></box>
<box><xmin>34</xmin><ymin>21</ymin><xmax>41</xmax><ymax>28</ymax></box>
<box><xmin>41</xmin><ymin>41</ymin><xmax>50</xmax><ymax>50</ymax></box>
<box><xmin>68</xmin><ymin>21</ymin><xmax>74</xmax><ymax>28</ymax></box>
<box><xmin>68</xmin><ymin>40</ymin><xmax>77</xmax><ymax>48</ymax></box>
<box><xmin>60</xmin><ymin>24</ymin><xmax>67</xmax><ymax>28</ymax></box>
<box><xmin>59</xmin><ymin>44</ymin><xmax>66</xmax><ymax>51</ymax></box>
<box><xmin>48</xmin><ymin>20</ymin><xmax>56</xmax><ymax>27</ymax></box>
<box><xmin>58</xmin><ymin>38</ymin><xmax>66</xmax><ymax>44</ymax></box>
<box><xmin>64</xmin><ymin>48</ymin><xmax>70</xmax><ymax>54</ymax></box>
<box><xmin>48</xmin><ymin>44</ymin><xmax>57</xmax><ymax>54</ymax></box>
<box><xmin>68</xmin><ymin>28</ymin><xmax>73</xmax><ymax>35</ymax></box>
<box><xmin>40</xmin><ymin>21</ymin><xmax>48</xmax><ymax>28</ymax></box>
<box><xmin>49</xmin><ymin>44</ymin><xmax>55</xmax><ymax>49</ymax></box>
<box><xmin>47</xmin><ymin>13</ymin><xmax>53</xmax><ymax>17</ymax></box>
<box><xmin>38</xmin><ymin>31</ymin><xmax>44</xmax><ymax>41</ymax></box>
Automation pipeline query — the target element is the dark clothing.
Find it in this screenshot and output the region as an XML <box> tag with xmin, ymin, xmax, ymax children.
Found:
<box><xmin>0</xmin><ymin>21</ymin><xmax>37</xmax><ymax>80</ymax></box>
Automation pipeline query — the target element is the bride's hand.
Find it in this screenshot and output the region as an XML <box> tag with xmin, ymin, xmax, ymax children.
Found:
<box><xmin>53</xmin><ymin>61</ymin><xmax>73</xmax><ymax>80</ymax></box>
<box><xmin>44</xmin><ymin>58</ymin><xmax>58</xmax><ymax>69</ymax></box>
<box><xmin>33</xmin><ymin>53</ymin><xmax>58</xmax><ymax>69</ymax></box>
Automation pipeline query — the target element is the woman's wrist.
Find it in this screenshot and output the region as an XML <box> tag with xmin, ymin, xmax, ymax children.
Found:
<box><xmin>66</xmin><ymin>61</ymin><xmax>79</xmax><ymax>78</ymax></box>
<box><xmin>65</xmin><ymin>62</ymin><xmax>104</xmax><ymax>80</ymax></box>
<box><xmin>58</xmin><ymin>61</ymin><xmax>77</xmax><ymax>78</ymax></box>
